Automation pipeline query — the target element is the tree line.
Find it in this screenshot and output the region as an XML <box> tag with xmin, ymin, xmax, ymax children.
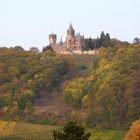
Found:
<box><xmin>85</xmin><ymin>32</ymin><xmax>140</xmax><ymax>50</ymax></box>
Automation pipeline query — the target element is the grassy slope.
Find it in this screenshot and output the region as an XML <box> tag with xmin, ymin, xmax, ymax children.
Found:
<box><xmin>72</xmin><ymin>54</ymin><xmax>96</xmax><ymax>67</ymax></box>
<box><xmin>72</xmin><ymin>54</ymin><xmax>96</xmax><ymax>74</ymax></box>
<box><xmin>90</xmin><ymin>129</ymin><xmax>127</xmax><ymax>140</ymax></box>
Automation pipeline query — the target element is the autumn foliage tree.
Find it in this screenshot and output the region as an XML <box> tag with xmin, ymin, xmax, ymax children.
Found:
<box><xmin>123</xmin><ymin>119</ymin><xmax>140</xmax><ymax>140</ymax></box>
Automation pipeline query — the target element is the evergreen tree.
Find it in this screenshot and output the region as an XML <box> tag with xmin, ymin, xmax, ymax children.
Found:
<box><xmin>106</xmin><ymin>33</ymin><xmax>111</xmax><ymax>40</ymax></box>
<box><xmin>53</xmin><ymin>121</ymin><xmax>91</xmax><ymax>140</ymax></box>
<box><xmin>98</xmin><ymin>31</ymin><xmax>106</xmax><ymax>47</ymax></box>
<box><xmin>102</xmin><ymin>33</ymin><xmax>111</xmax><ymax>47</ymax></box>
<box><xmin>85</xmin><ymin>39</ymin><xmax>89</xmax><ymax>50</ymax></box>
<box><xmin>133</xmin><ymin>37</ymin><xmax>140</xmax><ymax>44</ymax></box>
<box><xmin>88</xmin><ymin>37</ymin><xmax>94</xmax><ymax>50</ymax></box>
<box><xmin>100</xmin><ymin>31</ymin><xmax>106</xmax><ymax>41</ymax></box>
<box><xmin>95</xmin><ymin>37</ymin><xmax>100</xmax><ymax>48</ymax></box>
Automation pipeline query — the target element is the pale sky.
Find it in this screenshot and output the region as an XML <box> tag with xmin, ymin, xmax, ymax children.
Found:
<box><xmin>0</xmin><ymin>0</ymin><xmax>139</xmax><ymax>50</ymax></box>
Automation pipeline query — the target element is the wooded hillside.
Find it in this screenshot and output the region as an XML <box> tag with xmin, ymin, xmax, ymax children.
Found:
<box><xmin>64</xmin><ymin>44</ymin><xmax>140</xmax><ymax>129</ymax></box>
<box><xmin>0</xmin><ymin>48</ymin><xmax>72</xmax><ymax>119</ymax></box>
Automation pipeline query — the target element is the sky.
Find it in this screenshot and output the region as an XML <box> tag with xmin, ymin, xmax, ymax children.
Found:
<box><xmin>0</xmin><ymin>0</ymin><xmax>140</xmax><ymax>50</ymax></box>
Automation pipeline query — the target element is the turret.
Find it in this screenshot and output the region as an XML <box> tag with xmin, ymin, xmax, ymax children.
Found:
<box><xmin>49</xmin><ymin>33</ymin><xmax>57</xmax><ymax>47</ymax></box>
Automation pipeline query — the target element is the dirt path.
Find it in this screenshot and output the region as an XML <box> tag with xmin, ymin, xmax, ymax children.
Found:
<box><xmin>34</xmin><ymin>83</ymin><xmax>72</xmax><ymax>117</ymax></box>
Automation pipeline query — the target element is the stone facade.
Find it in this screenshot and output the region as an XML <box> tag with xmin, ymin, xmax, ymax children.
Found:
<box><xmin>49</xmin><ymin>24</ymin><xmax>85</xmax><ymax>53</ymax></box>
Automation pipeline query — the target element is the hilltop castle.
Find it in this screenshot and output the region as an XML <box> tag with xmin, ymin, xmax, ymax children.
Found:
<box><xmin>48</xmin><ymin>24</ymin><xmax>85</xmax><ymax>53</ymax></box>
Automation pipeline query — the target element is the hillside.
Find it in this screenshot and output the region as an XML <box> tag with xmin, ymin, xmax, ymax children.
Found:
<box><xmin>64</xmin><ymin>45</ymin><xmax>140</xmax><ymax>129</ymax></box>
<box><xmin>0</xmin><ymin>46</ymin><xmax>139</xmax><ymax>139</ymax></box>
<box><xmin>34</xmin><ymin>54</ymin><xmax>96</xmax><ymax>122</ymax></box>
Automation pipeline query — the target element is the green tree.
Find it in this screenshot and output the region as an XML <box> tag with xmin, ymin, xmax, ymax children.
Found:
<box><xmin>14</xmin><ymin>46</ymin><xmax>24</xmax><ymax>51</ymax></box>
<box><xmin>53</xmin><ymin>121</ymin><xmax>91</xmax><ymax>140</ymax></box>
<box><xmin>133</xmin><ymin>37</ymin><xmax>140</xmax><ymax>44</ymax></box>
<box><xmin>95</xmin><ymin>37</ymin><xmax>100</xmax><ymax>48</ymax></box>
<box><xmin>29</xmin><ymin>47</ymin><xmax>39</xmax><ymax>54</ymax></box>
<box><xmin>88</xmin><ymin>37</ymin><xmax>94</xmax><ymax>50</ymax></box>
<box><xmin>85</xmin><ymin>38</ymin><xmax>94</xmax><ymax>50</ymax></box>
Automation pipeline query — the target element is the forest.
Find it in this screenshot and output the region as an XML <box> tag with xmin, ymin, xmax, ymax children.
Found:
<box><xmin>64</xmin><ymin>44</ymin><xmax>140</xmax><ymax>129</ymax></box>
<box><xmin>0</xmin><ymin>47</ymin><xmax>72</xmax><ymax>120</ymax></box>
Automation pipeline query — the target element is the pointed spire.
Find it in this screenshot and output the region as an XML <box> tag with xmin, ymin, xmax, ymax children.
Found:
<box><xmin>59</xmin><ymin>36</ymin><xmax>63</xmax><ymax>46</ymax></box>
<box><xmin>60</xmin><ymin>36</ymin><xmax>62</xmax><ymax>41</ymax></box>
<box><xmin>67</xmin><ymin>23</ymin><xmax>75</xmax><ymax>36</ymax></box>
<box><xmin>68</xmin><ymin>23</ymin><xmax>74</xmax><ymax>32</ymax></box>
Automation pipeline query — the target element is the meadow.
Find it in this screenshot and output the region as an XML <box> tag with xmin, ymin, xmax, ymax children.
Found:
<box><xmin>89</xmin><ymin>129</ymin><xmax>127</xmax><ymax>140</ymax></box>
<box><xmin>0</xmin><ymin>121</ymin><xmax>126</xmax><ymax>140</ymax></box>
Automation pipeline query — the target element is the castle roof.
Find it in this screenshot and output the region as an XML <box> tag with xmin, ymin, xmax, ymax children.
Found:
<box><xmin>49</xmin><ymin>33</ymin><xmax>56</xmax><ymax>36</ymax></box>
<box><xmin>67</xmin><ymin>24</ymin><xmax>75</xmax><ymax>33</ymax></box>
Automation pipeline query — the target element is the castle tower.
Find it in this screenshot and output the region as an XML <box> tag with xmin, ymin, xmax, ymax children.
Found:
<box><xmin>49</xmin><ymin>33</ymin><xmax>57</xmax><ymax>47</ymax></box>
<box><xmin>66</xmin><ymin>24</ymin><xmax>75</xmax><ymax>49</ymax></box>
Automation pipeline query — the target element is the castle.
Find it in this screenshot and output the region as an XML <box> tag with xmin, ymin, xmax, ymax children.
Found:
<box><xmin>49</xmin><ymin>24</ymin><xmax>85</xmax><ymax>53</ymax></box>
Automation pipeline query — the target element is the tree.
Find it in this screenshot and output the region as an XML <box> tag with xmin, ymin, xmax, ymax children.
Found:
<box><xmin>10</xmin><ymin>104</ymin><xmax>19</xmax><ymax>116</ymax></box>
<box><xmin>85</xmin><ymin>39</ymin><xmax>89</xmax><ymax>50</ymax></box>
<box><xmin>14</xmin><ymin>46</ymin><xmax>24</xmax><ymax>51</ymax></box>
<box><xmin>95</xmin><ymin>37</ymin><xmax>100</xmax><ymax>48</ymax></box>
<box><xmin>133</xmin><ymin>37</ymin><xmax>140</xmax><ymax>44</ymax></box>
<box><xmin>82</xmin><ymin>95</ymin><xmax>89</xmax><ymax>108</ymax></box>
<box><xmin>88</xmin><ymin>37</ymin><xmax>94</xmax><ymax>50</ymax></box>
<box><xmin>85</xmin><ymin>38</ymin><xmax>95</xmax><ymax>50</ymax></box>
<box><xmin>53</xmin><ymin>121</ymin><xmax>91</xmax><ymax>140</ymax></box>
<box><xmin>99</xmin><ymin>32</ymin><xmax>111</xmax><ymax>48</ymax></box>
<box><xmin>24</xmin><ymin>101</ymin><xmax>34</xmax><ymax>120</ymax></box>
<box><xmin>95</xmin><ymin>31</ymin><xmax>111</xmax><ymax>48</ymax></box>
<box><xmin>100</xmin><ymin>31</ymin><xmax>106</xmax><ymax>40</ymax></box>
<box><xmin>123</xmin><ymin>119</ymin><xmax>140</xmax><ymax>140</ymax></box>
<box><xmin>106</xmin><ymin>33</ymin><xmax>111</xmax><ymax>40</ymax></box>
<box><xmin>103</xmin><ymin>33</ymin><xmax>112</xmax><ymax>48</ymax></box>
<box><xmin>29</xmin><ymin>47</ymin><xmax>39</xmax><ymax>54</ymax></box>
